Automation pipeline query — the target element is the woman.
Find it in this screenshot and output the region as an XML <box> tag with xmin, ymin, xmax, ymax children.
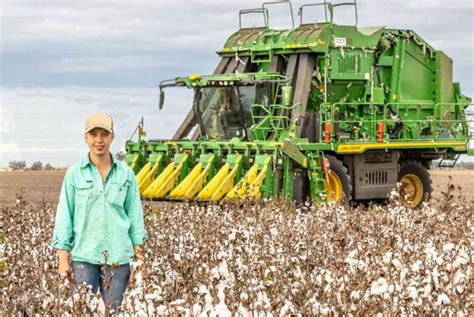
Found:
<box><xmin>51</xmin><ymin>112</ymin><xmax>147</xmax><ymax>312</ymax></box>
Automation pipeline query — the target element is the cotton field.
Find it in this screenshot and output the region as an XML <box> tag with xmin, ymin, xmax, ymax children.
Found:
<box><xmin>1</xmin><ymin>185</ymin><xmax>473</xmax><ymax>316</ymax></box>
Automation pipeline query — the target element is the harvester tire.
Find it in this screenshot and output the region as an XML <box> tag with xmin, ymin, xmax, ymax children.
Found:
<box><xmin>326</xmin><ymin>155</ymin><xmax>352</xmax><ymax>203</ymax></box>
<box><xmin>398</xmin><ymin>160</ymin><xmax>432</xmax><ymax>208</ymax></box>
<box><xmin>293</xmin><ymin>168</ymin><xmax>310</xmax><ymax>204</ymax></box>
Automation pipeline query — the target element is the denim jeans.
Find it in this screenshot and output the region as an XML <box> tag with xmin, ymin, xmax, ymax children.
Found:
<box><xmin>72</xmin><ymin>261</ymin><xmax>130</xmax><ymax>312</ymax></box>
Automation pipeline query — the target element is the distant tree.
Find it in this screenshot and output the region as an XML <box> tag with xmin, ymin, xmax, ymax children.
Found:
<box><xmin>8</xmin><ymin>160</ymin><xmax>26</xmax><ymax>170</ymax></box>
<box><xmin>31</xmin><ymin>161</ymin><xmax>43</xmax><ymax>171</ymax></box>
<box><xmin>115</xmin><ymin>151</ymin><xmax>126</xmax><ymax>161</ymax></box>
<box><xmin>44</xmin><ymin>163</ymin><xmax>54</xmax><ymax>170</ymax></box>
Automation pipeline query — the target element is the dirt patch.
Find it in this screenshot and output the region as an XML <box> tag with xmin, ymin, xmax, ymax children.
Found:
<box><xmin>430</xmin><ymin>169</ymin><xmax>474</xmax><ymax>201</ymax></box>
<box><xmin>0</xmin><ymin>170</ymin><xmax>66</xmax><ymax>207</ymax></box>
<box><xmin>0</xmin><ymin>169</ymin><xmax>472</xmax><ymax>207</ymax></box>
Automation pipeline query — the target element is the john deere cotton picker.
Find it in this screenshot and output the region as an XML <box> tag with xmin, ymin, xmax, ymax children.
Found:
<box><xmin>126</xmin><ymin>1</ymin><xmax>473</xmax><ymax>208</ymax></box>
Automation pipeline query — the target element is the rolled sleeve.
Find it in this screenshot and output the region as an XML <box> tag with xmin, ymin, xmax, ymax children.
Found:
<box><xmin>125</xmin><ymin>169</ymin><xmax>148</xmax><ymax>245</ymax></box>
<box><xmin>51</xmin><ymin>168</ymin><xmax>75</xmax><ymax>250</ymax></box>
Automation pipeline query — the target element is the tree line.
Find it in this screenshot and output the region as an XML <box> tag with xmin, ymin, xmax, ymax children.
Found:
<box><xmin>7</xmin><ymin>152</ymin><xmax>127</xmax><ymax>171</ymax></box>
<box><xmin>8</xmin><ymin>161</ymin><xmax>54</xmax><ymax>171</ymax></box>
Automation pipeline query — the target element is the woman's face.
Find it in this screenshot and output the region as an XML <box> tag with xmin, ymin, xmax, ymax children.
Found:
<box><xmin>85</xmin><ymin>128</ymin><xmax>114</xmax><ymax>156</ymax></box>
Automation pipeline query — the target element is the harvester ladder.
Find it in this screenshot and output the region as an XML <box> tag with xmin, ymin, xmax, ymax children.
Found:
<box><xmin>466</xmin><ymin>107</ymin><xmax>474</xmax><ymax>155</ymax></box>
<box><xmin>438</xmin><ymin>154</ymin><xmax>461</xmax><ymax>168</ymax></box>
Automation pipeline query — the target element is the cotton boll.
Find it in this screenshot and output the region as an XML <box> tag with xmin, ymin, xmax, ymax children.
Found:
<box><xmin>156</xmin><ymin>305</ymin><xmax>168</xmax><ymax>315</ymax></box>
<box><xmin>97</xmin><ymin>297</ymin><xmax>105</xmax><ymax>314</ymax></box>
<box><xmin>170</xmin><ymin>299</ymin><xmax>187</xmax><ymax>307</ymax></box>
<box><xmin>204</xmin><ymin>292</ymin><xmax>213</xmax><ymax>309</ymax></box>
<box><xmin>435</xmin><ymin>256</ymin><xmax>444</xmax><ymax>266</ymax></box>
<box><xmin>336</xmin><ymin>292</ymin><xmax>343</xmax><ymax>306</ymax></box>
<box><xmin>407</xmin><ymin>286</ymin><xmax>418</xmax><ymax>300</ymax></box>
<box><xmin>237</xmin><ymin>304</ymin><xmax>250</xmax><ymax>317</ymax></box>
<box><xmin>216</xmin><ymin>251</ymin><xmax>226</xmax><ymax>260</ymax></box>
<box><xmin>383</xmin><ymin>252</ymin><xmax>393</xmax><ymax>264</ymax></box>
<box><xmin>130</xmin><ymin>259</ymin><xmax>143</xmax><ymax>270</ymax></box>
<box><xmin>42</xmin><ymin>297</ymin><xmax>51</xmax><ymax>310</ymax></box>
<box><xmin>455</xmin><ymin>285</ymin><xmax>465</xmax><ymax>295</ymax></box>
<box><xmin>446</xmin><ymin>263</ymin><xmax>453</xmax><ymax>272</ymax></box>
<box><xmin>391</xmin><ymin>258</ymin><xmax>402</xmax><ymax>270</ymax></box>
<box><xmin>350</xmin><ymin>290</ymin><xmax>361</xmax><ymax>301</ymax></box>
<box><xmin>320</xmin><ymin>306</ymin><xmax>331</xmax><ymax>316</ymax></box>
<box><xmin>453</xmin><ymin>249</ymin><xmax>469</xmax><ymax>269</ymax></box>
<box><xmin>443</xmin><ymin>243</ymin><xmax>455</xmax><ymax>253</ymax></box>
<box><xmin>217</xmin><ymin>282</ymin><xmax>226</xmax><ymax>303</ymax></box>
<box><xmin>370</xmin><ymin>277</ymin><xmax>388</xmax><ymax>295</ymax></box>
<box><xmin>411</xmin><ymin>260</ymin><xmax>421</xmax><ymax>273</ymax></box>
<box><xmin>452</xmin><ymin>269</ymin><xmax>466</xmax><ymax>286</ymax></box>
<box><xmin>400</xmin><ymin>267</ymin><xmax>409</xmax><ymax>282</ymax></box>
<box><xmin>388</xmin><ymin>284</ymin><xmax>395</xmax><ymax>294</ymax></box>
<box><xmin>432</xmin><ymin>267</ymin><xmax>440</xmax><ymax>289</ymax></box>
<box><xmin>436</xmin><ymin>293</ymin><xmax>451</xmax><ymax>306</ymax></box>
<box><xmin>422</xmin><ymin>283</ymin><xmax>432</xmax><ymax>298</ymax></box>
<box><xmin>210</xmin><ymin>267</ymin><xmax>220</xmax><ymax>280</ymax></box>
<box><xmin>240</xmin><ymin>292</ymin><xmax>249</xmax><ymax>301</ymax></box>
<box><xmin>198</xmin><ymin>285</ymin><xmax>208</xmax><ymax>295</ymax></box>
<box><xmin>215</xmin><ymin>302</ymin><xmax>231</xmax><ymax>317</ymax></box>
<box><xmin>218</xmin><ymin>260</ymin><xmax>230</xmax><ymax>280</ymax></box>
<box><xmin>144</xmin><ymin>290</ymin><xmax>161</xmax><ymax>301</ymax></box>
<box><xmin>192</xmin><ymin>303</ymin><xmax>202</xmax><ymax>316</ymax></box>
<box><xmin>279</xmin><ymin>303</ymin><xmax>290</xmax><ymax>316</ymax></box>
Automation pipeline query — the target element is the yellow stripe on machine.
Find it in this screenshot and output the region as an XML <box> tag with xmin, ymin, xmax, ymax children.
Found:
<box><xmin>142</xmin><ymin>162</ymin><xmax>175</xmax><ymax>198</ymax></box>
<box><xmin>226</xmin><ymin>164</ymin><xmax>258</xmax><ymax>199</ymax></box>
<box><xmin>138</xmin><ymin>161</ymin><xmax>160</xmax><ymax>194</ymax></box>
<box><xmin>136</xmin><ymin>162</ymin><xmax>151</xmax><ymax>185</ymax></box>
<box><xmin>183</xmin><ymin>159</ymin><xmax>214</xmax><ymax>199</ymax></box>
<box><xmin>248</xmin><ymin>157</ymin><xmax>271</xmax><ymax>199</ymax></box>
<box><xmin>197</xmin><ymin>163</ymin><xmax>230</xmax><ymax>200</ymax></box>
<box><xmin>152</xmin><ymin>161</ymin><xmax>186</xmax><ymax>198</ymax></box>
<box><xmin>169</xmin><ymin>163</ymin><xmax>203</xmax><ymax>198</ymax></box>
<box><xmin>337</xmin><ymin>141</ymin><xmax>466</xmax><ymax>154</ymax></box>
<box><xmin>210</xmin><ymin>157</ymin><xmax>242</xmax><ymax>201</ymax></box>
<box><xmin>227</xmin><ymin>155</ymin><xmax>271</xmax><ymax>199</ymax></box>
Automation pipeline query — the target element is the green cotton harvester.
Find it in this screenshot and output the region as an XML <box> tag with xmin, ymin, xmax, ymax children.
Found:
<box><xmin>125</xmin><ymin>1</ymin><xmax>473</xmax><ymax>208</ymax></box>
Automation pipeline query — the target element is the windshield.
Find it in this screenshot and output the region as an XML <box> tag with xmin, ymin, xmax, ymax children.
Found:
<box><xmin>196</xmin><ymin>83</ymin><xmax>277</xmax><ymax>140</ymax></box>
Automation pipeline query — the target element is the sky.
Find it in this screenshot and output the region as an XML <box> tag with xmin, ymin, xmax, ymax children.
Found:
<box><xmin>1</xmin><ymin>0</ymin><xmax>473</xmax><ymax>167</ymax></box>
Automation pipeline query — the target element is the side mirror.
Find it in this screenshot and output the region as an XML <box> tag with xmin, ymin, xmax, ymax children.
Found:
<box><xmin>159</xmin><ymin>89</ymin><xmax>165</xmax><ymax>109</ymax></box>
<box><xmin>282</xmin><ymin>85</ymin><xmax>292</xmax><ymax>106</ymax></box>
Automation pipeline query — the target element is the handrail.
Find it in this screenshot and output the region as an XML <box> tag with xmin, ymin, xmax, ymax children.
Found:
<box><xmin>262</xmin><ymin>0</ymin><xmax>295</xmax><ymax>29</ymax></box>
<box><xmin>239</xmin><ymin>8</ymin><xmax>269</xmax><ymax>30</ymax></box>
<box><xmin>298</xmin><ymin>2</ymin><xmax>329</xmax><ymax>25</ymax></box>
<box><xmin>298</xmin><ymin>0</ymin><xmax>358</xmax><ymax>26</ymax></box>
<box><xmin>317</xmin><ymin>101</ymin><xmax>473</xmax><ymax>144</ymax></box>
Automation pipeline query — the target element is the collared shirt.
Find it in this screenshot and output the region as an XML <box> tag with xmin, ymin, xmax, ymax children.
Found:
<box><xmin>51</xmin><ymin>153</ymin><xmax>148</xmax><ymax>265</ymax></box>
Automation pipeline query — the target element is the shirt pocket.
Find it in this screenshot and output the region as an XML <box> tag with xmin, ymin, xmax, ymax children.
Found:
<box><xmin>73</xmin><ymin>181</ymin><xmax>95</xmax><ymax>210</ymax></box>
<box><xmin>107</xmin><ymin>179</ymin><xmax>130</xmax><ymax>208</ymax></box>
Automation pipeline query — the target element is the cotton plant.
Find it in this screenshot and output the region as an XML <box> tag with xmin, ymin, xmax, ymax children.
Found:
<box><xmin>2</xmin><ymin>184</ymin><xmax>473</xmax><ymax>315</ymax></box>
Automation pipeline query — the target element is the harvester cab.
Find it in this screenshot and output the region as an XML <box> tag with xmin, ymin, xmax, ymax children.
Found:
<box><xmin>159</xmin><ymin>73</ymin><xmax>294</xmax><ymax>142</ymax></box>
<box><xmin>126</xmin><ymin>1</ymin><xmax>473</xmax><ymax>207</ymax></box>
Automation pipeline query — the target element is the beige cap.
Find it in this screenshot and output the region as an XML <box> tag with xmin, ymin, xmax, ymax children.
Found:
<box><xmin>85</xmin><ymin>112</ymin><xmax>114</xmax><ymax>133</ymax></box>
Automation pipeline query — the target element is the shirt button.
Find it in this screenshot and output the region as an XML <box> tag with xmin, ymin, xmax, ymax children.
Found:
<box><xmin>99</xmin><ymin>190</ymin><xmax>103</xmax><ymax>194</ymax></box>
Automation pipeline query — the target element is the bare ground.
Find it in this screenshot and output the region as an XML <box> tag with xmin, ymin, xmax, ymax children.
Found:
<box><xmin>1</xmin><ymin>169</ymin><xmax>473</xmax><ymax>207</ymax></box>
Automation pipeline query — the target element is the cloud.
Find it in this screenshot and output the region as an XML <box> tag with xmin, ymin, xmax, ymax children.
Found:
<box><xmin>1</xmin><ymin>86</ymin><xmax>193</xmax><ymax>166</ymax></box>
<box><xmin>45</xmin><ymin>55</ymin><xmax>183</xmax><ymax>73</ymax></box>
<box><xmin>0</xmin><ymin>0</ymin><xmax>472</xmax><ymax>166</ymax></box>
<box><xmin>1</xmin><ymin>0</ymin><xmax>471</xmax><ymax>88</ymax></box>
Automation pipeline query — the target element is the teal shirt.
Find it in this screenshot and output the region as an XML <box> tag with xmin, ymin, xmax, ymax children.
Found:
<box><xmin>51</xmin><ymin>154</ymin><xmax>148</xmax><ymax>265</ymax></box>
